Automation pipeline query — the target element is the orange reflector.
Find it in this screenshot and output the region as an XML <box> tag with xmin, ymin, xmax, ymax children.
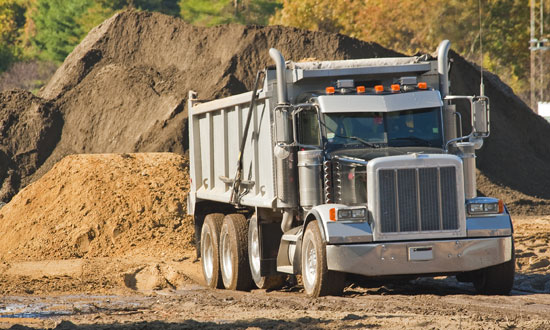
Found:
<box><xmin>356</xmin><ymin>86</ymin><xmax>366</xmax><ymax>93</ymax></box>
<box><xmin>374</xmin><ymin>85</ymin><xmax>384</xmax><ymax>93</ymax></box>
<box><xmin>329</xmin><ymin>208</ymin><xmax>336</xmax><ymax>221</ymax></box>
<box><xmin>391</xmin><ymin>84</ymin><xmax>401</xmax><ymax>92</ymax></box>
<box><xmin>418</xmin><ymin>82</ymin><xmax>428</xmax><ymax>89</ymax></box>
<box><xmin>498</xmin><ymin>199</ymin><xmax>504</xmax><ymax>213</ymax></box>
<box><xmin>326</xmin><ymin>86</ymin><xmax>335</xmax><ymax>94</ymax></box>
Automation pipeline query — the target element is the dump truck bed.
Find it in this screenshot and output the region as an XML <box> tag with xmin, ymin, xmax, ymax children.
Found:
<box><xmin>188</xmin><ymin>90</ymin><xmax>278</xmax><ymax>210</ymax></box>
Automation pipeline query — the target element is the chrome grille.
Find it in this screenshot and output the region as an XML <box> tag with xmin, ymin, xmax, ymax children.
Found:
<box><xmin>378</xmin><ymin>166</ymin><xmax>459</xmax><ymax>233</ymax></box>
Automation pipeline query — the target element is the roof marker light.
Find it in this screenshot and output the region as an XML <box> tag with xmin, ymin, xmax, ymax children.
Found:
<box><xmin>391</xmin><ymin>84</ymin><xmax>401</xmax><ymax>92</ymax></box>
<box><xmin>374</xmin><ymin>85</ymin><xmax>384</xmax><ymax>93</ymax></box>
<box><xmin>326</xmin><ymin>87</ymin><xmax>335</xmax><ymax>94</ymax></box>
<box><xmin>418</xmin><ymin>82</ymin><xmax>428</xmax><ymax>89</ymax></box>
<box><xmin>356</xmin><ymin>86</ymin><xmax>366</xmax><ymax>94</ymax></box>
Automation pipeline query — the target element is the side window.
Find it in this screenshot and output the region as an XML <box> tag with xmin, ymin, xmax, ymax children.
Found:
<box><xmin>297</xmin><ymin>109</ymin><xmax>321</xmax><ymax>146</ymax></box>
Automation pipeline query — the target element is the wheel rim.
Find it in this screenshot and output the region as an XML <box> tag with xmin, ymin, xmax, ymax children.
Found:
<box><xmin>202</xmin><ymin>230</ymin><xmax>213</xmax><ymax>280</ymax></box>
<box><xmin>303</xmin><ymin>238</ymin><xmax>317</xmax><ymax>290</ymax></box>
<box><xmin>250</xmin><ymin>226</ymin><xmax>261</xmax><ymax>275</ymax></box>
<box><xmin>221</xmin><ymin>229</ymin><xmax>233</xmax><ymax>284</ymax></box>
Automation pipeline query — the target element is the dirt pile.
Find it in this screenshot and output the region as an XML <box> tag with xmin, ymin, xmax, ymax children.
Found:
<box><xmin>450</xmin><ymin>54</ymin><xmax>550</xmax><ymax>213</ymax></box>
<box><xmin>0</xmin><ymin>153</ymin><xmax>193</xmax><ymax>261</ymax></box>
<box><xmin>0</xmin><ymin>10</ymin><xmax>550</xmax><ymax>214</ymax></box>
<box><xmin>0</xmin><ymin>10</ymin><xmax>398</xmax><ymax>203</ymax></box>
<box><xmin>0</xmin><ymin>90</ymin><xmax>61</xmax><ymax>202</ymax></box>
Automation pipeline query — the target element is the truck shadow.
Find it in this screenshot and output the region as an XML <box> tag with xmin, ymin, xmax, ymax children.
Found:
<box><xmin>513</xmin><ymin>272</ymin><xmax>550</xmax><ymax>294</ymax></box>
<box><xmin>8</xmin><ymin>318</ymin><xmax>367</xmax><ymax>330</ymax></box>
<box><xmin>341</xmin><ymin>277</ymin><xmax>476</xmax><ymax>296</ymax></box>
<box><xmin>341</xmin><ymin>273</ymin><xmax>550</xmax><ymax>296</ymax></box>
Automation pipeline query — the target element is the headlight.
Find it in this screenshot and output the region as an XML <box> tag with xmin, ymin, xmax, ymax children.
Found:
<box><xmin>467</xmin><ymin>199</ymin><xmax>503</xmax><ymax>215</ymax></box>
<box><xmin>337</xmin><ymin>207</ymin><xmax>367</xmax><ymax>221</ymax></box>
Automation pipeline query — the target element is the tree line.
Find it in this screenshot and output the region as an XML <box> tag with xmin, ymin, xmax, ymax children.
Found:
<box><xmin>0</xmin><ymin>0</ymin><xmax>543</xmax><ymax>99</ymax></box>
<box><xmin>0</xmin><ymin>0</ymin><xmax>280</xmax><ymax>71</ymax></box>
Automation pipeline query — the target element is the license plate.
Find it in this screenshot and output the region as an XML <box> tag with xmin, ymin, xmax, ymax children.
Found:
<box><xmin>408</xmin><ymin>246</ymin><xmax>433</xmax><ymax>261</ymax></box>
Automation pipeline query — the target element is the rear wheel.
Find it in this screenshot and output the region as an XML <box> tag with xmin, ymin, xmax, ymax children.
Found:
<box><xmin>219</xmin><ymin>213</ymin><xmax>253</xmax><ymax>290</ymax></box>
<box><xmin>248</xmin><ymin>215</ymin><xmax>284</xmax><ymax>290</ymax></box>
<box><xmin>473</xmin><ymin>245</ymin><xmax>515</xmax><ymax>295</ymax></box>
<box><xmin>301</xmin><ymin>220</ymin><xmax>345</xmax><ymax>297</ymax></box>
<box><xmin>200</xmin><ymin>213</ymin><xmax>225</xmax><ymax>288</ymax></box>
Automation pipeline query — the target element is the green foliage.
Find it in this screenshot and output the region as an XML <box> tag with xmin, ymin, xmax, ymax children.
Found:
<box><xmin>31</xmin><ymin>0</ymin><xmax>94</xmax><ymax>62</ymax></box>
<box><xmin>483</xmin><ymin>0</ymin><xmax>529</xmax><ymax>88</ymax></box>
<box><xmin>29</xmin><ymin>0</ymin><xmax>181</xmax><ymax>63</ymax></box>
<box><xmin>270</xmin><ymin>0</ymin><xmax>353</xmax><ymax>34</ymax></box>
<box><xmin>77</xmin><ymin>2</ymin><xmax>116</xmax><ymax>36</ymax></box>
<box><xmin>133</xmin><ymin>0</ymin><xmax>180</xmax><ymax>16</ymax></box>
<box><xmin>0</xmin><ymin>0</ymin><xmax>26</xmax><ymax>71</ymax></box>
<box><xmin>180</xmin><ymin>0</ymin><xmax>281</xmax><ymax>26</ymax></box>
<box><xmin>0</xmin><ymin>0</ymin><xmax>26</xmax><ymax>44</ymax></box>
<box><xmin>94</xmin><ymin>0</ymin><xmax>180</xmax><ymax>16</ymax></box>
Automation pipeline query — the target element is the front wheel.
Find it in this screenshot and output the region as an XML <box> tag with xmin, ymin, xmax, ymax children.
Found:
<box><xmin>473</xmin><ymin>247</ymin><xmax>515</xmax><ymax>295</ymax></box>
<box><xmin>301</xmin><ymin>220</ymin><xmax>345</xmax><ymax>297</ymax></box>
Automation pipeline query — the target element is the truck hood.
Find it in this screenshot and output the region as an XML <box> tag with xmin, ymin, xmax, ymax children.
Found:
<box><xmin>327</xmin><ymin>146</ymin><xmax>445</xmax><ymax>161</ymax></box>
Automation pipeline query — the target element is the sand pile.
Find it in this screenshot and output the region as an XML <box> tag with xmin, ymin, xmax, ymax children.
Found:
<box><xmin>0</xmin><ymin>153</ymin><xmax>194</xmax><ymax>261</ymax></box>
<box><xmin>0</xmin><ymin>10</ymin><xmax>549</xmax><ymax>214</ymax></box>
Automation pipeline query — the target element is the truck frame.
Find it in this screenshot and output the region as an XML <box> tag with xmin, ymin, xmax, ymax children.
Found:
<box><xmin>187</xmin><ymin>40</ymin><xmax>515</xmax><ymax>296</ymax></box>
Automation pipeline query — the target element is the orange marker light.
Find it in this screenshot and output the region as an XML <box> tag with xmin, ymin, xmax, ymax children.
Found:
<box><xmin>498</xmin><ymin>199</ymin><xmax>504</xmax><ymax>213</ymax></box>
<box><xmin>374</xmin><ymin>85</ymin><xmax>384</xmax><ymax>93</ymax></box>
<box><xmin>418</xmin><ymin>82</ymin><xmax>428</xmax><ymax>89</ymax></box>
<box><xmin>391</xmin><ymin>84</ymin><xmax>401</xmax><ymax>92</ymax></box>
<box><xmin>356</xmin><ymin>86</ymin><xmax>366</xmax><ymax>94</ymax></box>
<box><xmin>326</xmin><ymin>87</ymin><xmax>335</xmax><ymax>94</ymax></box>
<box><xmin>329</xmin><ymin>208</ymin><xmax>336</xmax><ymax>221</ymax></box>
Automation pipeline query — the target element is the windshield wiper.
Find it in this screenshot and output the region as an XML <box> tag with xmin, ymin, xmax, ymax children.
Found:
<box><xmin>388</xmin><ymin>136</ymin><xmax>438</xmax><ymax>147</ymax></box>
<box><xmin>320</xmin><ymin>120</ymin><xmax>380</xmax><ymax>148</ymax></box>
<box><xmin>347</xmin><ymin>136</ymin><xmax>381</xmax><ymax>148</ymax></box>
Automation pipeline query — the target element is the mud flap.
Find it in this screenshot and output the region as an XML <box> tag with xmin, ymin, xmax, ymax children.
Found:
<box><xmin>258</xmin><ymin>222</ymin><xmax>283</xmax><ymax>277</ymax></box>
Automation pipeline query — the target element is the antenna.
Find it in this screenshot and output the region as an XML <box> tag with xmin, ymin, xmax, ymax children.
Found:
<box><xmin>479</xmin><ymin>0</ymin><xmax>485</xmax><ymax>97</ymax></box>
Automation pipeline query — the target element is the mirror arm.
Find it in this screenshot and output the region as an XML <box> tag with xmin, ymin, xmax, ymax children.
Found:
<box><xmin>454</xmin><ymin>111</ymin><xmax>463</xmax><ymax>138</ymax></box>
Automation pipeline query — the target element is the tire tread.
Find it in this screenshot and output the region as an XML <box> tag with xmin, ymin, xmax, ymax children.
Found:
<box><xmin>221</xmin><ymin>213</ymin><xmax>253</xmax><ymax>291</ymax></box>
<box><xmin>302</xmin><ymin>221</ymin><xmax>345</xmax><ymax>297</ymax></box>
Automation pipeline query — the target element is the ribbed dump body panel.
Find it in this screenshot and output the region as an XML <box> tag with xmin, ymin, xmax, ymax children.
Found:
<box><xmin>378</xmin><ymin>166</ymin><xmax>458</xmax><ymax>233</ymax></box>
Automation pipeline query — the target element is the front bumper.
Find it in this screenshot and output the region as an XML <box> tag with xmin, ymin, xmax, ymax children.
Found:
<box><xmin>326</xmin><ymin>236</ymin><xmax>512</xmax><ymax>277</ymax></box>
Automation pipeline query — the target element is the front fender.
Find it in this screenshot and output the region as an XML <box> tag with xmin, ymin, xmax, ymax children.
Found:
<box><xmin>305</xmin><ymin>204</ymin><xmax>373</xmax><ymax>244</ymax></box>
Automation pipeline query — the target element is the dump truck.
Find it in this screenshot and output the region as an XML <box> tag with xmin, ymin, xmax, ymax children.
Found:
<box><xmin>187</xmin><ymin>40</ymin><xmax>515</xmax><ymax>296</ymax></box>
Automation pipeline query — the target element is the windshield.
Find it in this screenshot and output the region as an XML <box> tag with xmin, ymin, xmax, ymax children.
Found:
<box><xmin>322</xmin><ymin>107</ymin><xmax>444</xmax><ymax>150</ymax></box>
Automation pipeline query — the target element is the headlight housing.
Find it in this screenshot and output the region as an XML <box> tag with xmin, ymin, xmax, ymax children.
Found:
<box><xmin>466</xmin><ymin>198</ymin><xmax>503</xmax><ymax>215</ymax></box>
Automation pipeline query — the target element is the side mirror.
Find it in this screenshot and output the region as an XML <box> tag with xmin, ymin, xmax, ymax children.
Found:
<box><xmin>444</xmin><ymin>95</ymin><xmax>490</xmax><ymax>151</ymax></box>
<box><xmin>291</xmin><ymin>105</ymin><xmax>322</xmax><ymax>149</ymax></box>
<box><xmin>472</xmin><ymin>97</ymin><xmax>489</xmax><ymax>137</ymax></box>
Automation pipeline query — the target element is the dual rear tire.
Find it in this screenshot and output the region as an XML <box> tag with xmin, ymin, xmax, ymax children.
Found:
<box><xmin>219</xmin><ymin>214</ymin><xmax>253</xmax><ymax>290</ymax></box>
<box><xmin>201</xmin><ymin>213</ymin><xmax>252</xmax><ymax>290</ymax></box>
<box><xmin>200</xmin><ymin>213</ymin><xmax>224</xmax><ymax>288</ymax></box>
<box><xmin>201</xmin><ymin>212</ymin><xmax>284</xmax><ymax>291</ymax></box>
<box><xmin>200</xmin><ymin>214</ymin><xmax>343</xmax><ymax>296</ymax></box>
